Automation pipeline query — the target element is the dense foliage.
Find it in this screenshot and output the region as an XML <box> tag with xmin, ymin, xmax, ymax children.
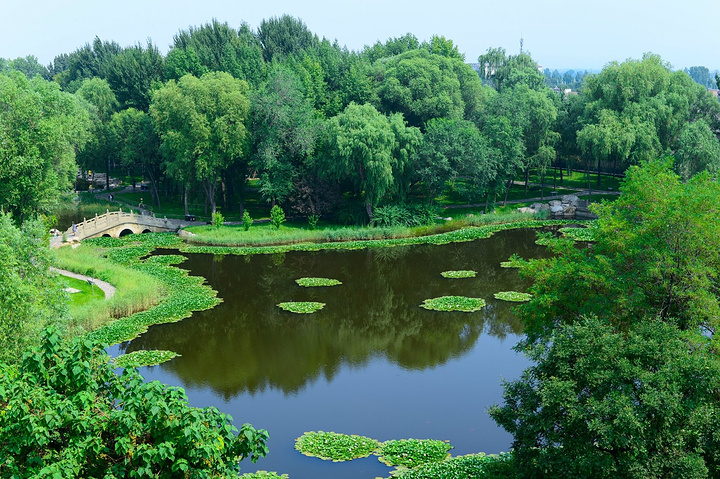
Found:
<box><xmin>493</xmin><ymin>159</ymin><xmax>720</xmax><ymax>477</ymax></box>
<box><xmin>0</xmin><ymin>328</ymin><xmax>268</xmax><ymax>477</ymax></box>
<box><xmin>0</xmin><ymin>213</ymin><xmax>67</xmax><ymax>364</ymax></box>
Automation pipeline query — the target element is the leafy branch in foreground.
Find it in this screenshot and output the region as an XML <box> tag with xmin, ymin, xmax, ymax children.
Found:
<box><xmin>0</xmin><ymin>328</ymin><xmax>268</xmax><ymax>477</ymax></box>
<box><xmin>295</xmin><ymin>431</ymin><xmax>379</xmax><ymax>461</ymax></box>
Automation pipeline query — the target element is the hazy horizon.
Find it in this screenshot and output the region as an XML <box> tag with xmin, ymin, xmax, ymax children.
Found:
<box><xmin>2</xmin><ymin>0</ymin><xmax>719</xmax><ymax>72</ymax></box>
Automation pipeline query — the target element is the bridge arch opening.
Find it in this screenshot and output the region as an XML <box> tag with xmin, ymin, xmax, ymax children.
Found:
<box><xmin>102</xmin><ymin>234</ymin><xmax>111</xmax><ymax>237</ymax></box>
<box><xmin>142</xmin><ymin>229</ymin><xmax>152</xmax><ymax>234</ymax></box>
<box><xmin>118</xmin><ymin>228</ymin><xmax>135</xmax><ymax>237</ymax></box>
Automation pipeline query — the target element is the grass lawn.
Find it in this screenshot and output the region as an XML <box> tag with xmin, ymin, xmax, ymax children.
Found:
<box><xmin>62</xmin><ymin>275</ymin><xmax>106</xmax><ymax>308</ymax></box>
<box><xmin>528</xmin><ymin>168</ymin><xmax>623</xmax><ymax>191</ymax></box>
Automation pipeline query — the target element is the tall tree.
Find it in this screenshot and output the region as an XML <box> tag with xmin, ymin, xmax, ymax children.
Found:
<box><xmin>257</xmin><ymin>15</ymin><xmax>318</xmax><ymax>63</ymax></box>
<box><xmin>75</xmin><ymin>77</ymin><xmax>119</xmax><ymax>190</ymax></box>
<box><xmin>109</xmin><ymin>108</ymin><xmax>164</xmax><ymax>210</ymax></box>
<box><xmin>491</xmin><ymin>317</ymin><xmax>720</xmax><ymax>478</ymax></box>
<box><xmin>250</xmin><ymin>67</ymin><xmax>319</xmax><ymax>205</ymax></box>
<box><xmin>170</xmin><ymin>20</ymin><xmax>266</xmax><ymax>88</ymax></box>
<box><xmin>0</xmin><ymin>73</ymin><xmax>91</xmax><ymax>221</ymax></box>
<box><xmin>150</xmin><ymin>72</ymin><xmax>250</xmax><ymax>215</ymax></box>
<box><xmin>319</xmin><ymin>103</ymin><xmax>414</xmax><ymax>220</ymax></box>
<box><xmin>674</xmin><ymin>119</ymin><xmax>720</xmax><ymax>179</ymax></box>
<box><xmin>105</xmin><ymin>41</ymin><xmax>164</xmax><ymax>111</ymax></box>
<box><xmin>373</xmin><ymin>49</ymin><xmax>476</xmax><ymax>128</ymax></box>
<box><xmin>518</xmin><ymin>159</ymin><xmax>720</xmax><ymax>343</ymax></box>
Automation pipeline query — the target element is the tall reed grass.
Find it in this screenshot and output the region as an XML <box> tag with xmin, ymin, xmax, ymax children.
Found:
<box><xmin>55</xmin><ymin>244</ymin><xmax>167</xmax><ymax>332</ymax></box>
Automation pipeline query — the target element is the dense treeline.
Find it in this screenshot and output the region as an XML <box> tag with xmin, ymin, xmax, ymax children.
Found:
<box><xmin>2</xmin><ymin>14</ymin><xmax>719</xmax><ymax>225</ymax></box>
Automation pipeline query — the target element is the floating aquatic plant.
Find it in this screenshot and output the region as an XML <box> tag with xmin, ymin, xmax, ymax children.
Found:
<box><xmin>385</xmin><ymin>452</ymin><xmax>515</xmax><ymax>479</ymax></box>
<box><xmin>239</xmin><ymin>472</ymin><xmax>288</xmax><ymax>479</ymax></box>
<box><xmin>377</xmin><ymin>438</ymin><xmax>453</xmax><ymax>468</ymax></box>
<box><xmin>440</xmin><ymin>270</ymin><xmax>477</xmax><ymax>279</ymax></box>
<box><xmin>277</xmin><ymin>302</ymin><xmax>325</xmax><ymax>314</ymax></box>
<box><xmin>500</xmin><ymin>253</ymin><xmax>526</xmax><ymax>269</ymax></box>
<box><xmin>420</xmin><ymin>296</ymin><xmax>486</xmax><ymax>312</ymax></box>
<box><xmin>113</xmin><ymin>349</ymin><xmax>180</xmax><ymax>368</ymax></box>
<box><xmin>295</xmin><ymin>277</ymin><xmax>342</xmax><ymax>287</ymax></box>
<box><xmin>493</xmin><ymin>291</ymin><xmax>532</xmax><ymax>302</ymax></box>
<box><xmin>294</xmin><ymin>431</ymin><xmax>379</xmax><ymax>462</ymax></box>
<box><xmin>560</xmin><ymin>226</ymin><xmax>596</xmax><ymax>242</ymax></box>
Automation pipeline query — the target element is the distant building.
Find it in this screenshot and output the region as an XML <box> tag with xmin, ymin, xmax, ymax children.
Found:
<box><xmin>709</xmin><ymin>89</ymin><xmax>720</xmax><ymax>98</ymax></box>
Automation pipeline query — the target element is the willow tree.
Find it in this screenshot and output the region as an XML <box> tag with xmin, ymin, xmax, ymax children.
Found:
<box><xmin>150</xmin><ymin>72</ymin><xmax>250</xmax><ymax>215</ymax></box>
<box><xmin>319</xmin><ymin>103</ymin><xmax>419</xmax><ymax>220</ymax></box>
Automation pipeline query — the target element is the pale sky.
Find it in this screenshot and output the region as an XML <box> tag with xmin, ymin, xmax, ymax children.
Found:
<box><xmin>2</xmin><ymin>0</ymin><xmax>719</xmax><ymax>71</ymax></box>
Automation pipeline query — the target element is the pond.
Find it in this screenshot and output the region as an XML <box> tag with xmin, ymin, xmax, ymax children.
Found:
<box><xmin>114</xmin><ymin>228</ymin><xmax>553</xmax><ymax>478</ymax></box>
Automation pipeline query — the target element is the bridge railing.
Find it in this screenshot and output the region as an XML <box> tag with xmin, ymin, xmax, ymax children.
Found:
<box><xmin>65</xmin><ymin>209</ymin><xmax>174</xmax><ymax>239</ymax></box>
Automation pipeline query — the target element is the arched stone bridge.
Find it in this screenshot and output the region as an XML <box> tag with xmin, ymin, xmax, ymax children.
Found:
<box><xmin>64</xmin><ymin>210</ymin><xmax>184</xmax><ymax>240</ymax></box>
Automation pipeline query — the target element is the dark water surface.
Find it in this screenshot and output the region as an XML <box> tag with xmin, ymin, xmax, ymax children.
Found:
<box><xmin>117</xmin><ymin>228</ymin><xmax>552</xmax><ymax>478</ymax></box>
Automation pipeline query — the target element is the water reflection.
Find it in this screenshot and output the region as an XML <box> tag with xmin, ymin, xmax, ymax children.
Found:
<box><xmin>122</xmin><ymin>229</ymin><xmax>549</xmax><ymax>399</ymax></box>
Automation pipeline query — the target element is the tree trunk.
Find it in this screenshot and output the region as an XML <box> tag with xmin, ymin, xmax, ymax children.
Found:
<box><xmin>183</xmin><ymin>183</ymin><xmax>189</xmax><ymax>216</ymax></box>
<box><xmin>524</xmin><ymin>168</ymin><xmax>530</xmax><ymax>192</ymax></box>
<box><xmin>365</xmin><ymin>198</ymin><xmax>373</xmax><ymax>223</ymax></box>
<box><xmin>106</xmin><ymin>158</ymin><xmax>110</xmax><ymax>191</ymax></box>
<box><xmin>597</xmin><ymin>158</ymin><xmax>602</xmax><ymax>187</ymax></box>
<box><xmin>503</xmin><ymin>176</ymin><xmax>514</xmax><ymax>206</ymax></box>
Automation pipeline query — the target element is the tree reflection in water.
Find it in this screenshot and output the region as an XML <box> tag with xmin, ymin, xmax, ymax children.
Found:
<box><xmin>123</xmin><ymin>228</ymin><xmax>550</xmax><ymax>399</ymax></box>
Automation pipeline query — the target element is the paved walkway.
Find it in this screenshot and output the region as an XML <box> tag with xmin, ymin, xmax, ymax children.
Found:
<box><xmin>51</xmin><ymin>267</ymin><xmax>116</xmax><ymax>299</ymax></box>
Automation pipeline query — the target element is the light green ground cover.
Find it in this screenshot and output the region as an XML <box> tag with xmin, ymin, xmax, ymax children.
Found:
<box><xmin>295</xmin><ymin>431</ymin><xmax>379</xmax><ymax>461</ymax></box>
<box><xmin>113</xmin><ymin>350</ymin><xmax>180</xmax><ymax>368</ymax></box>
<box><xmin>295</xmin><ymin>277</ymin><xmax>342</xmax><ymax>287</ymax></box>
<box><xmin>494</xmin><ymin>291</ymin><xmax>533</xmax><ymax>302</ymax></box>
<box><xmin>440</xmin><ymin>270</ymin><xmax>477</xmax><ymax>279</ymax></box>
<box><xmin>377</xmin><ymin>439</ymin><xmax>452</xmax><ymax>468</ymax></box>
<box><xmin>277</xmin><ymin>302</ymin><xmax>325</xmax><ymax>314</ymax></box>
<box><xmin>420</xmin><ymin>296</ymin><xmax>487</xmax><ymax>312</ymax></box>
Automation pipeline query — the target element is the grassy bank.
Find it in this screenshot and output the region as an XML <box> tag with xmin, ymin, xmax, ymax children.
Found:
<box><xmin>180</xmin><ymin>217</ymin><xmax>590</xmax><ymax>256</ymax></box>
<box><xmin>185</xmin><ymin>210</ymin><xmax>556</xmax><ymax>247</ymax></box>
<box><xmin>55</xmin><ymin>243</ymin><xmax>167</xmax><ymax>332</ymax></box>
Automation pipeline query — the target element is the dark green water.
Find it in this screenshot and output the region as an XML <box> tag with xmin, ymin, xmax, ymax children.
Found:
<box><xmin>117</xmin><ymin>228</ymin><xmax>552</xmax><ymax>478</ymax></box>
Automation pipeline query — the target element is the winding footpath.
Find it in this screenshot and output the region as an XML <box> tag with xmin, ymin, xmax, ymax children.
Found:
<box><xmin>51</xmin><ymin>267</ymin><xmax>116</xmax><ymax>299</ymax></box>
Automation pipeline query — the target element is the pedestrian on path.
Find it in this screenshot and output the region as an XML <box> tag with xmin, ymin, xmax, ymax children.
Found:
<box><xmin>72</xmin><ymin>222</ymin><xmax>77</xmax><ymax>236</ymax></box>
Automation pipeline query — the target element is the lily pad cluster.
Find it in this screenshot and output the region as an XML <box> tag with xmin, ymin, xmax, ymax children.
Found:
<box><xmin>420</xmin><ymin>296</ymin><xmax>486</xmax><ymax>312</ymax></box>
<box><xmin>113</xmin><ymin>349</ymin><xmax>180</xmax><ymax>368</ymax></box>
<box><xmin>559</xmin><ymin>226</ymin><xmax>596</xmax><ymax>242</ymax></box>
<box><xmin>277</xmin><ymin>302</ymin><xmax>326</xmax><ymax>314</ymax></box>
<box><xmin>239</xmin><ymin>472</ymin><xmax>289</xmax><ymax>479</ymax></box>
<box><xmin>440</xmin><ymin>270</ymin><xmax>477</xmax><ymax>279</ymax></box>
<box><xmin>494</xmin><ymin>291</ymin><xmax>533</xmax><ymax>302</ymax></box>
<box><xmin>294</xmin><ymin>431</ymin><xmax>379</xmax><ymax>461</ymax></box>
<box><xmin>377</xmin><ymin>439</ymin><xmax>452</xmax><ymax>468</ymax></box>
<box><xmin>295</xmin><ymin>277</ymin><xmax>342</xmax><ymax>287</ymax></box>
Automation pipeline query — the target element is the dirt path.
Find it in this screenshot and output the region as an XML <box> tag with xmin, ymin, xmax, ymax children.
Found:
<box><xmin>51</xmin><ymin>267</ymin><xmax>116</xmax><ymax>299</ymax></box>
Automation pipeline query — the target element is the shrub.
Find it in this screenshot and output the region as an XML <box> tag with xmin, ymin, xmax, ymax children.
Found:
<box><xmin>0</xmin><ymin>328</ymin><xmax>268</xmax><ymax>477</ymax></box>
<box><xmin>212</xmin><ymin>211</ymin><xmax>225</xmax><ymax>229</ymax></box>
<box><xmin>242</xmin><ymin>211</ymin><xmax>253</xmax><ymax>231</ymax></box>
<box><xmin>270</xmin><ymin>205</ymin><xmax>285</xmax><ymax>230</ymax></box>
<box><xmin>308</xmin><ymin>214</ymin><xmax>319</xmax><ymax>230</ymax></box>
